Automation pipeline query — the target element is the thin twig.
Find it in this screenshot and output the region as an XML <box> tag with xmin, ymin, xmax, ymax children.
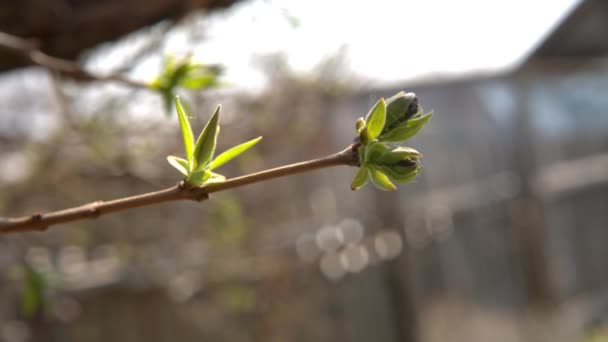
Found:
<box><xmin>0</xmin><ymin>31</ymin><xmax>149</xmax><ymax>89</ymax></box>
<box><xmin>0</xmin><ymin>146</ymin><xmax>359</xmax><ymax>234</ymax></box>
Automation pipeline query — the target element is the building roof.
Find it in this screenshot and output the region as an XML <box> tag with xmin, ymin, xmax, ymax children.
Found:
<box><xmin>528</xmin><ymin>0</ymin><xmax>608</xmax><ymax>60</ymax></box>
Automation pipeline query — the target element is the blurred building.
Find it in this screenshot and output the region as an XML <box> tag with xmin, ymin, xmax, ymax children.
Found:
<box><xmin>336</xmin><ymin>1</ymin><xmax>608</xmax><ymax>341</ymax></box>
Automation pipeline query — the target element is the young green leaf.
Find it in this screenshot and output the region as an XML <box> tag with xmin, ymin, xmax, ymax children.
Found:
<box><xmin>167</xmin><ymin>156</ymin><xmax>190</xmax><ymax>176</ymax></box>
<box><xmin>175</xmin><ymin>97</ymin><xmax>195</xmax><ymax>162</ymax></box>
<box><xmin>180</xmin><ymin>74</ymin><xmax>217</xmax><ymax>90</ymax></box>
<box><xmin>192</xmin><ymin>105</ymin><xmax>221</xmax><ymax>171</ymax></box>
<box><xmin>209</xmin><ymin>136</ymin><xmax>262</xmax><ymax>171</ymax></box>
<box><xmin>368</xmin><ymin>167</ymin><xmax>397</xmax><ymax>191</ymax></box>
<box><xmin>351</xmin><ymin>166</ymin><xmax>369</xmax><ymax>191</ymax></box>
<box><xmin>364</xmin><ymin>98</ymin><xmax>386</xmax><ymax>140</ymax></box>
<box><xmin>205</xmin><ymin>172</ymin><xmax>226</xmax><ymax>184</ymax></box>
<box><xmin>379</xmin><ymin>112</ymin><xmax>432</xmax><ymax>143</ymax></box>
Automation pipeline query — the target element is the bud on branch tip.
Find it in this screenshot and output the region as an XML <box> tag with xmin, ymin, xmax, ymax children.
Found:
<box><xmin>351</xmin><ymin>91</ymin><xmax>431</xmax><ymax>191</ymax></box>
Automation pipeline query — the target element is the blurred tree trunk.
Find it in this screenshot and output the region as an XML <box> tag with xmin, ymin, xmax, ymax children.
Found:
<box><xmin>0</xmin><ymin>0</ymin><xmax>239</xmax><ymax>72</ymax></box>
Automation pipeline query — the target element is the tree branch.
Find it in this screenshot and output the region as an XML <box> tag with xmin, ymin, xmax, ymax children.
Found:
<box><xmin>0</xmin><ymin>146</ymin><xmax>360</xmax><ymax>234</ymax></box>
<box><xmin>0</xmin><ymin>31</ymin><xmax>150</xmax><ymax>89</ymax></box>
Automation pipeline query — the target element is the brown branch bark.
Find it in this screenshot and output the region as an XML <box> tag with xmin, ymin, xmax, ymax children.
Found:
<box><xmin>0</xmin><ymin>0</ymin><xmax>239</xmax><ymax>73</ymax></box>
<box><xmin>0</xmin><ymin>31</ymin><xmax>150</xmax><ymax>89</ymax></box>
<box><xmin>0</xmin><ymin>146</ymin><xmax>359</xmax><ymax>234</ymax></box>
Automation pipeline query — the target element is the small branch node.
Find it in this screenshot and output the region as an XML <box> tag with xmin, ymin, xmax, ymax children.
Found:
<box><xmin>188</xmin><ymin>188</ymin><xmax>209</xmax><ymax>202</ymax></box>
<box><xmin>87</xmin><ymin>208</ymin><xmax>101</xmax><ymax>218</ymax></box>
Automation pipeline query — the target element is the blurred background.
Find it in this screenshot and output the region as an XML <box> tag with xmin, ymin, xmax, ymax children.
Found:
<box><xmin>1</xmin><ymin>0</ymin><xmax>608</xmax><ymax>341</ymax></box>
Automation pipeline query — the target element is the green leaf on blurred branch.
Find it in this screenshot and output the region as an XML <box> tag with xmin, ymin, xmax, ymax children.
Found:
<box><xmin>150</xmin><ymin>55</ymin><xmax>222</xmax><ymax>113</ymax></box>
<box><xmin>21</xmin><ymin>266</ymin><xmax>48</xmax><ymax>319</ymax></box>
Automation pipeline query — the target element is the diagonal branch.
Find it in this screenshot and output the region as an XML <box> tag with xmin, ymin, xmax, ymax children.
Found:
<box><xmin>0</xmin><ymin>31</ymin><xmax>149</xmax><ymax>89</ymax></box>
<box><xmin>0</xmin><ymin>146</ymin><xmax>359</xmax><ymax>234</ymax></box>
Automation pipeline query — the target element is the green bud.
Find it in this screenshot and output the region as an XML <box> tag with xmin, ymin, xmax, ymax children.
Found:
<box><xmin>382</xmin><ymin>92</ymin><xmax>418</xmax><ymax>135</ymax></box>
<box><xmin>367</xmin><ymin>145</ymin><xmax>422</xmax><ymax>185</ymax></box>
<box><xmin>363</xmin><ymin>143</ymin><xmax>420</xmax><ymax>166</ymax></box>
<box><xmin>377</xmin><ymin>159</ymin><xmax>420</xmax><ymax>184</ymax></box>
<box><xmin>356</xmin><ymin>117</ymin><xmax>366</xmax><ymax>133</ymax></box>
<box><xmin>349</xmin><ymin>90</ymin><xmax>429</xmax><ymax>190</ymax></box>
<box><xmin>375</xmin><ymin>146</ymin><xmax>421</xmax><ymax>164</ymax></box>
<box><xmin>359</xmin><ymin>126</ymin><xmax>370</xmax><ymax>145</ymax></box>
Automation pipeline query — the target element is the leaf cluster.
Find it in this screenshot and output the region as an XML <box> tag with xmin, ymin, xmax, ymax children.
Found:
<box><xmin>167</xmin><ymin>97</ymin><xmax>262</xmax><ymax>187</ymax></box>
<box><xmin>150</xmin><ymin>55</ymin><xmax>222</xmax><ymax>113</ymax></box>
<box><xmin>351</xmin><ymin>91</ymin><xmax>432</xmax><ymax>191</ymax></box>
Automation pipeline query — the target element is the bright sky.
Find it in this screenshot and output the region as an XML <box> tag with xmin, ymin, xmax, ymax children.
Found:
<box><xmin>0</xmin><ymin>0</ymin><xmax>583</xmax><ymax>143</ymax></box>
<box><xmin>157</xmin><ymin>0</ymin><xmax>579</xmax><ymax>90</ymax></box>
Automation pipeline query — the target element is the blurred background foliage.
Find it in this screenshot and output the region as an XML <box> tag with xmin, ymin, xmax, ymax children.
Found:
<box><xmin>1</xmin><ymin>1</ymin><xmax>608</xmax><ymax>342</ymax></box>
